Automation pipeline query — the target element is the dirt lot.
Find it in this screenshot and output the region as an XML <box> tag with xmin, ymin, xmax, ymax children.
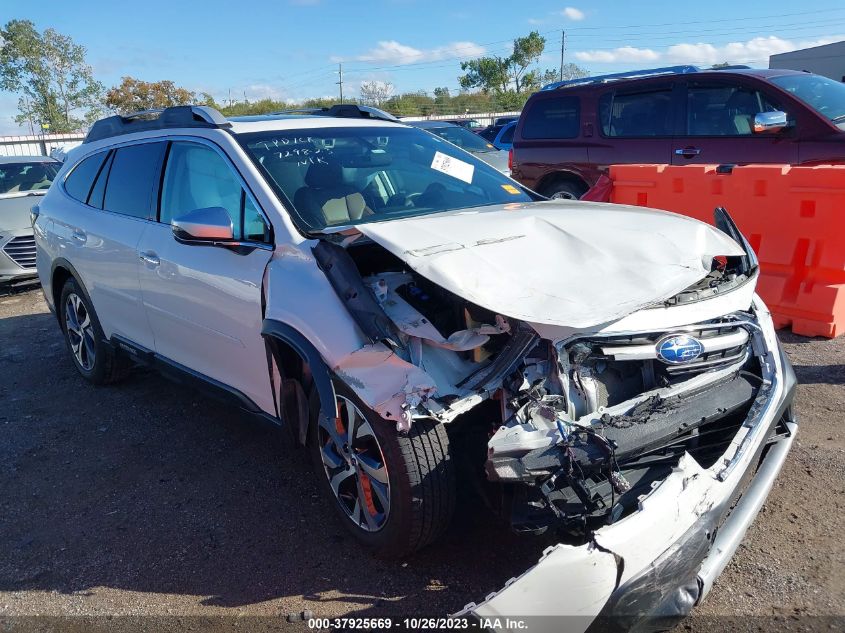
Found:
<box><xmin>0</xmin><ymin>287</ymin><xmax>843</xmax><ymax>631</ymax></box>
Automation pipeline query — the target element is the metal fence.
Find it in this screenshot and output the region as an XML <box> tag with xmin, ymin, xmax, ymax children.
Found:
<box><xmin>401</xmin><ymin>111</ymin><xmax>521</xmax><ymax>127</ymax></box>
<box><xmin>0</xmin><ymin>133</ymin><xmax>86</xmax><ymax>158</ymax></box>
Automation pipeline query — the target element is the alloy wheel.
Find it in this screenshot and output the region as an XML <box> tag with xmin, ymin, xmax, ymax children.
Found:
<box><xmin>317</xmin><ymin>395</ymin><xmax>390</xmax><ymax>532</ymax></box>
<box><xmin>64</xmin><ymin>293</ymin><xmax>96</xmax><ymax>371</ymax></box>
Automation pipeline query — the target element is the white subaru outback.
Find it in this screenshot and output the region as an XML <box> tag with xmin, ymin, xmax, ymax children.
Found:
<box><xmin>34</xmin><ymin>105</ymin><xmax>797</xmax><ymax>630</ymax></box>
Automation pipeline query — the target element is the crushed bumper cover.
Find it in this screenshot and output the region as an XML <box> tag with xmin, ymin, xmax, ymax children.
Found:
<box><xmin>457</xmin><ymin>305</ymin><xmax>797</xmax><ymax>633</ymax></box>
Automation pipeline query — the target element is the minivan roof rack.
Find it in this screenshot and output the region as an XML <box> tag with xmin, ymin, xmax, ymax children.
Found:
<box><xmin>270</xmin><ymin>104</ymin><xmax>400</xmax><ymax>122</ymax></box>
<box><xmin>84</xmin><ymin>105</ymin><xmax>232</xmax><ymax>144</ymax></box>
<box><xmin>541</xmin><ymin>65</ymin><xmax>701</xmax><ymax>91</ymax></box>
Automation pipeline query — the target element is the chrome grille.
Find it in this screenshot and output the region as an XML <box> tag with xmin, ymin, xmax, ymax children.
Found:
<box><xmin>595</xmin><ymin>322</ymin><xmax>752</xmax><ymax>375</ymax></box>
<box><xmin>3</xmin><ymin>235</ymin><xmax>36</xmax><ymax>269</ymax></box>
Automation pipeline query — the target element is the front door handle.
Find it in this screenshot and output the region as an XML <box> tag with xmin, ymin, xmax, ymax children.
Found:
<box><xmin>139</xmin><ymin>251</ymin><xmax>160</xmax><ymax>266</ymax></box>
<box><xmin>675</xmin><ymin>147</ymin><xmax>702</xmax><ymax>157</ymax></box>
<box><xmin>71</xmin><ymin>229</ymin><xmax>87</xmax><ymax>244</ymax></box>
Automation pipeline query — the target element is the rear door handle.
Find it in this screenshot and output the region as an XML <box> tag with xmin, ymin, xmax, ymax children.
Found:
<box><xmin>71</xmin><ymin>230</ymin><xmax>87</xmax><ymax>244</ymax></box>
<box><xmin>675</xmin><ymin>147</ymin><xmax>702</xmax><ymax>157</ymax></box>
<box><xmin>139</xmin><ymin>251</ymin><xmax>160</xmax><ymax>266</ymax></box>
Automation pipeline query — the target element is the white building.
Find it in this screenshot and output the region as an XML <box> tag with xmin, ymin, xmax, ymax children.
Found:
<box><xmin>769</xmin><ymin>40</ymin><xmax>845</xmax><ymax>82</ymax></box>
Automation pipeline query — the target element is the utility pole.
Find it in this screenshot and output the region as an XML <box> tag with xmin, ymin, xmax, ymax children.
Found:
<box><xmin>560</xmin><ymin>30</ymin><xmax>566</xmax><ymax>82</ymax></box>
<box><xmin>337</xmin><ymin>63</ymin><xmax>344</xmax><ymax>104</ymax></box>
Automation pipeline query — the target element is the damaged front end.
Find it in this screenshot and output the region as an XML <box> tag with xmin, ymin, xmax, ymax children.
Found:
<box><xmin>304</xmin><ymin>202</ymin><xmax>796</xmax><ymax>630</ymax></box>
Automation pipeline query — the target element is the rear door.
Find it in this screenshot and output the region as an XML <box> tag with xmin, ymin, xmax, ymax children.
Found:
<box><xmin>588</xmin><ymin>83</ymin><xmax>677</xmax><ymax>170</ymax></box>
<box><xmin>60</xmin><ymin>142</ymin><xmax>165</xmax><ymax>349</ymax></box>
<box><xmin>136</xmin><ymin>139</ymin><xmax>276</xmax><ymax>414</ymax></box>
<box><xmin>672</xmin><ymin>79</ymin><xmax>799</xmax><ymax>165</ymax></box>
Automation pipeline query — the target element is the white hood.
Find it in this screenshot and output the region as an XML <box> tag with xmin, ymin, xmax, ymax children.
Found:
<box><xmin>358</xmin><ymin>200</ymin><xmax>746</xmax><ymax>328</ymax></box>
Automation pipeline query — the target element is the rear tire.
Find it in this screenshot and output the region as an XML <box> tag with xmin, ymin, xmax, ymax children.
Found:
<box><xmin>59</xmin><ymin>278</ymin><xmax>130</xmax><ymax>385</ymax></box>
<box><xmin>309</xmin><ymin>381</ymin><xmax>455</xmax><ymax>558</ymax></box>
<box><xmin>541</xmin><ymin>179</ymin><xmax>587</xmax><ymax>200</ymax></box>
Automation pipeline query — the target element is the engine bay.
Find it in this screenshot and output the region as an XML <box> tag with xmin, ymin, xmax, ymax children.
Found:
<box><xmin>328</xmin><ymin>236</ymin><xmax>762</xmax><ymax>544</ymax></box>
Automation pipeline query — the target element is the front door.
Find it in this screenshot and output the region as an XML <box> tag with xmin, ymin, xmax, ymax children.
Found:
<box><xmin>137</xmin><ymin>140</ymin><xmax>276</xmax><ymax>414</ymax></box>
<box><xmin>672</xmin><ymin>81</ymin><xmax>799</xmax><ymax>166</ymax></box>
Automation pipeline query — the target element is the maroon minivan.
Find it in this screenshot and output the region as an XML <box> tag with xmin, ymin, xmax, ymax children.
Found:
<box><xmin>511</xmin><ymin>67</ymin><xmax>845</xmax><ymax>199</ymax></box>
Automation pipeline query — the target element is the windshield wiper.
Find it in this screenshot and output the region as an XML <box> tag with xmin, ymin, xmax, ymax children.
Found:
<box><xmin>831</xmin><ymin>114</ymin><xmax>845</xmax><ymax>124</ymax></box>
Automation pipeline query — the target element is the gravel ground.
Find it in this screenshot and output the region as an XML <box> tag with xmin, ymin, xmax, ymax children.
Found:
<box><xmin>0</xmin><ymin>287</ymin><xmax>842</xmax><ymax>631</ymax></box>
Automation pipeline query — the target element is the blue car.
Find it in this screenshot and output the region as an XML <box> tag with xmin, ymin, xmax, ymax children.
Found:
<box><xmin>492</xmin><ymin>120</ymin><xmax>516</xmax><ymax>151</ymax></box>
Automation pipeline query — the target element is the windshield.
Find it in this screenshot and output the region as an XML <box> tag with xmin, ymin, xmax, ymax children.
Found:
<box><xmin>239</xmin><ymin>126</ymin><xmax>532</xmax><ymax>233</ymax></box>
<box><xmin>425</xmin><ymin>125</ymin><xmax>497</xmax><ymax>152</ymax></box>
<box><xmin>770</xmin><ymin>74</ymin><xmax>845</xmax><ymax>128</ymax></box>
<box><xmin>0</xmin><ymin>161</ymin><xmax>59</xmax><ymax>196</ymax></box>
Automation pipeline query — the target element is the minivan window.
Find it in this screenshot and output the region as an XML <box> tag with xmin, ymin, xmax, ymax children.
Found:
<box><xmin>522</xmin><ymin>97</ymin><xmax>580</xmax><ymax>139</ymax></box>
<box><xmin>103</xmin><ymin>142</ymin><xmax>166</xmax><ymax>220</ymax></box>
<box><xmin>64</xmin><ymin>153</ymin><xmax>107</xmax><ymax>204</ymax></box>
<box><xmin>599</xmin><ymin>89</ymin><xmax>673</xmax><ymax>137</ymax></box>
<box><xmin>160</xmin><ymin>141</ymin><xmax>269</xmax><ymax>242</ymax></box>
<box><xmin>686</xmin><ymin>85</ymin><xmax>780</xmax><ymax>136</ymax></box>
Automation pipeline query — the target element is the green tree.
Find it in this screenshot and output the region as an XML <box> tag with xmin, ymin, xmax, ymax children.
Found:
<box><xmin>458</xmin><ymin>31</ymin><xmax>572</xmax><ymax>94</ymax></box>
<box><xmin>0</xmin><ymin>20</ymin><xmax>103</xmax><ymax>132</ymax></box>
<box><xmin>105</xmin><ymin>77</ymin><xmax>198</xmax><ymax>114</ymax></box>
<box><xmin>540</xmin><ymin>63</ymin><xmax>590</xmax><ymax>87</ymax></box>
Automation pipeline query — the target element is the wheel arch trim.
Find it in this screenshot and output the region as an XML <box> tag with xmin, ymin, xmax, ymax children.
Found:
<box><xmin>262</xmin><ymin>318</ymin><xmax>336</xmax><ymax>445</ymax></box>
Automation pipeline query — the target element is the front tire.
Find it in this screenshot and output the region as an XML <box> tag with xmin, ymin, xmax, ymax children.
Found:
<box><xmin>59</xmin><ymin>278</ymin><xmax>129</xmax><ymax>385</ymax></box>
<box><xmin>309</xmin><ymin>381</ymin><xmax>455</xmax><ymax>558</ymax></box>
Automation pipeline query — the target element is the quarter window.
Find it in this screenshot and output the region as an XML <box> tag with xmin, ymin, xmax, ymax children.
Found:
<box><xmin>686</xmin><ymin>85</ymin><xmax>781</xmax><ymax>136</ymax></box>
<box><xmin>102</xmin><ymin>142</ymin><xmax>166</xmax><ymax>219</ymax></box>
<box><xmin>599</xmin><ymin>89</ymin><xmax>673</xmax><ymax>137</ymax></box>
<box><xmin>160</xmin><ymin>142</ymin><xmax>269</xmax><ymax>242</ymax></box>
<box><xmin>64</xmin><ymin>152</ymin><xmax>108</xmax><ymax>204</ymax></box>
<box><xmin>522</xmin><ymin>97</ymin><xmax>580</xmax><ymax>139</ymax></box>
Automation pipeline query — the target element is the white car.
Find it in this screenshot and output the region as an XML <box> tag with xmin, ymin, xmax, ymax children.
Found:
<box><xmin>34</xmin><ymin>105</ymin><xmax>797</xmax><ymax>630</ymax></box>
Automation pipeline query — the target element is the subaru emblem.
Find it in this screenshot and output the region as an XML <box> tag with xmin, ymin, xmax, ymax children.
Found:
<box><xmin>656</xmin><ymin>334</ymin><xmax>704</xmax><ymax>364</ymax></box>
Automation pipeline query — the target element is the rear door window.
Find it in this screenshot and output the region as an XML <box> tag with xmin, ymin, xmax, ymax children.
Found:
<box><xmin>102</xmin><ymin>142</ymin><xmax>167</xmax><ymax>220</ymax></box>
<box><xmin>64</xmin><ymin>152</ymin><xmax>108</xmax><ymax>204</ymax></box>
<box><xmin>599</xmin><ymin>88</ymin><xmax>674</xmax><ymax>137</ymax></box>
<box><xmin>522</xmin><ymin>96</ymin><xmax>580</xmax><ymax>139</ymax></box>
<box><xmin>686</xmin><ymin>84</ymin><xmax>781</xmax><ymax>136</ymax></box>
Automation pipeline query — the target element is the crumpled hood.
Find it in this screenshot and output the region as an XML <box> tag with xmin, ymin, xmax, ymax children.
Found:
<box><xmin>357</xmin><ymin>200</ymin><xmax>746</xmax><ymax>328</ymax></box>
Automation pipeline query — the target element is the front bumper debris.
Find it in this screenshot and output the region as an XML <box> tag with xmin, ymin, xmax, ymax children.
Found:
<box><xmin>457</xmin><ymin>299</ymin><xmax>797</xmax><ymax>633</ymax></box>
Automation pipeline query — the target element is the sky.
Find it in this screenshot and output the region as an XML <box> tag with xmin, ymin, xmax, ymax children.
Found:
<box><xmin>1</xmin><ymin>0</ymin><xmax>844</xmax><ymax>134</ymax></box>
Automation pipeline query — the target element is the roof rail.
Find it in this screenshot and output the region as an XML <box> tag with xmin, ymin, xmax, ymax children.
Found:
<box><xmin>84</xmin><ymin>105</ymin><xmax>231</xmax><ymax>144</ymax></box>
<box><xmin>541</xmin><ymin>65</ymin><xmax>701</xmax><ymax>91</ymax></box>
<box><xmin>270</xmin><ymin>104</ymin><xmax>400</xmax><ymax>123</ymax></box>
<box><xmin>712</xmin><ymin>64</ymin><xmax>752</xmax><ymax>70</ymax></box>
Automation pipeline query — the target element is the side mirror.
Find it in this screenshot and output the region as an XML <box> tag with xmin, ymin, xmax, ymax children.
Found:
<box><xmin>753</xmin><ymin>111</ymin><xmax>789</xmax><ymax>134</ymax></box>
<box><xmin>171</xmin><ymin>207</ymin><xmax>234</xmax><ymax>243</ymax></box>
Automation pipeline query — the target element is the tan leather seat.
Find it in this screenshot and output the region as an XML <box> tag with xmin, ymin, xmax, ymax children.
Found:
<box><xmin>293</xmin><ymin>162</ymin><xmax>372</xmax><ymax>225</ymax></box>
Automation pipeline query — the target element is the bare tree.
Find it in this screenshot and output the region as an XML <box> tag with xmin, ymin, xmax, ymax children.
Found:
<box><xmin>359</xmin><ymin>80</ymin><xmax>394</xmax><ymax>106</ymax></box>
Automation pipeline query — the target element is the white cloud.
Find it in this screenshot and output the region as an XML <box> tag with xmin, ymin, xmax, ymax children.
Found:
<box><xmin>574</xmin><ymin>35</ymin><xmax>842</xmax><ymax>65</ymax></box>
<box><xmin>575</xmin><ymin>46</ymin><xmax>660</xmax><ymax>63</ymax></box>
<box><xmin>336</xmin><ymin>40</ymin><xmax>485</xmax><ymax>65</ymax></box>
<box><xmin>561</xmin><ymin>7</ymin><xmax>585</xmax><ymax>21</ymax></box>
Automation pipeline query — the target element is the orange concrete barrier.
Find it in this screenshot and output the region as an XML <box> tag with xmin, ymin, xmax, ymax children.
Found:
<box><xmin>608</xmin><ymin>164</ymin><xmax>845</xmax><ymax>338</ymax></box>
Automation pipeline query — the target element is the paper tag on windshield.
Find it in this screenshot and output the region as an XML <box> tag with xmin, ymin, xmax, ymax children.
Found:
<box><xmin>431</xmin><ymin>151</ymin><xmax>474</xmax><ymax>184</ymax></box>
